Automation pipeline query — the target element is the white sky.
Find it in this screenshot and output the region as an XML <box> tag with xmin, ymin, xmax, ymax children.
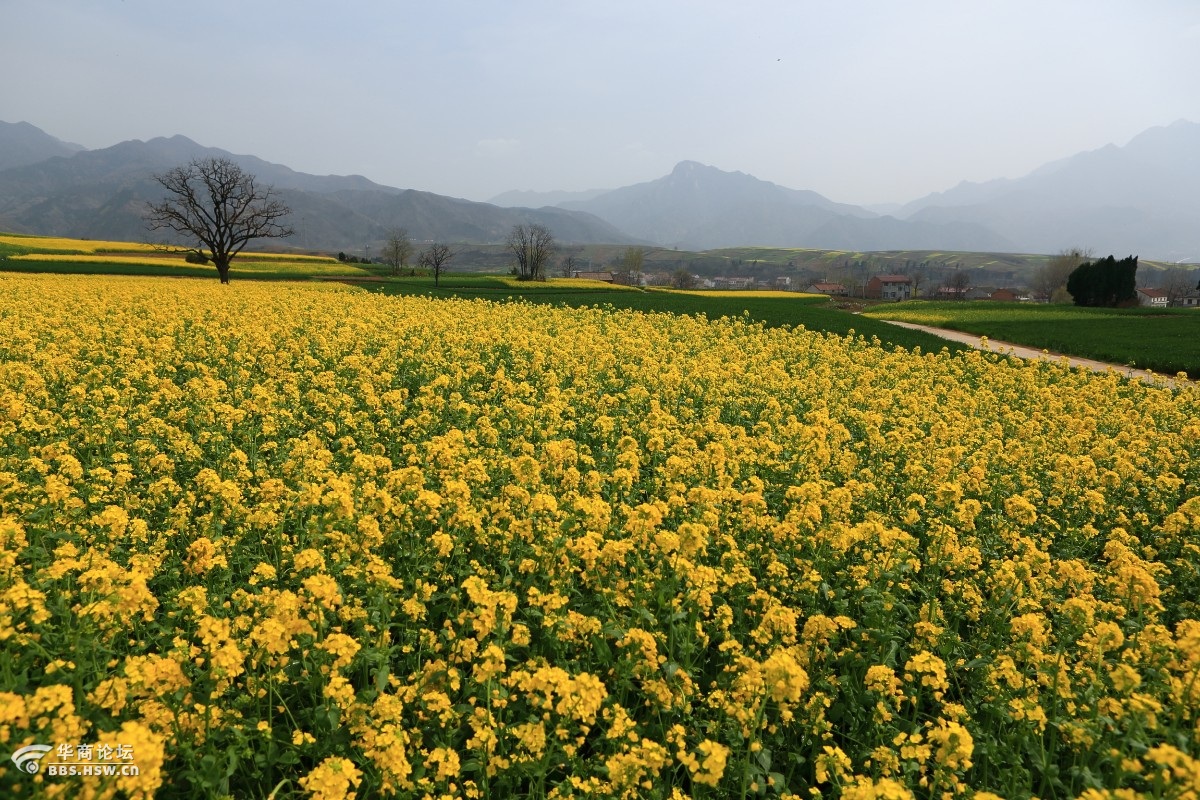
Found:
<box><xmin>4</xmin><ymin>1</ymin><xmax>1199</xmax><ymax>205</ymax></box>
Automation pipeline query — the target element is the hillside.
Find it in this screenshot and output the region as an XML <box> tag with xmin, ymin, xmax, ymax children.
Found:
<box><xmin>0</xmin><ymin>120</ymin><xmax>85</xmax><ymax>171</ymax></box>
<box><xmin>896</xmin><ymin>120</ymin><xmax>1200</xmax><ymax>261</ymax></box>
<box><xmin>5</xmin><ymin>119</ymin><xmax>1199</xmax><ymax>260</ymax></box>
<box><xmin>0</xmin><ymin>130</ymin><xmax>633</xmax><ymax>251</ymax></box>
<box><xmin>558</xmin><ymin>161</ymin><xmax>1009</xmax><ymax>251</ymax></box>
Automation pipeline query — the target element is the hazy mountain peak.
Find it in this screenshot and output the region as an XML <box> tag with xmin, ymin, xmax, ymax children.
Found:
<box><xmin>1124</xmin><ymin>118</ymin><xmax>1200</xmax><ymax>154</ymax></box>
<box><xmin>0</xmin><ymin>120</ymin><xmax>87</xmax><ymax>171</ymax></box>
<box><xmin>667</xmin><ymin>160</ymin><xmax>756</xmax><ymax>184</ymax></box>
<box><xmin>901</xmin><ymin>118</ymin><xmax>1200</xmax><ymax>260</ymax></box>
<box><xmin>671</xmin><ymin>160</ymin><xmax>720</xmax><ymax>175</ymax></box>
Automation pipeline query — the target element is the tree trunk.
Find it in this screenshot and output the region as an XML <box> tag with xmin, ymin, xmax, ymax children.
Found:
<box><xmin>216</xmin><ymin>260</ymin><xmax>231</xmax><ymax>284</ymax></box>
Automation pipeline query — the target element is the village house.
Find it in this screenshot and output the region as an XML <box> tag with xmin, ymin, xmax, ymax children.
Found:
<box><xmin>1177</xmin><ymin>289</ymin><xmax>1200</xmax><ymax>308</ymax></box>
<box><xmin>807</xmin><ymin>282</ymin><xmax>849</xmax><ymax>297</ymax></box>
<box><xmin>1137</xmin><ymin>287</ymin><xmax>1169</xmax><ymax>308</ymax></box>
<box><xmin>935</xmin><ymin>286</ymin><xmax>969</xmax><ymax>300</ymax></box>
<box><xmin>865</xmin><ymin>274</ymin><xmax>913</xmax><ymax>301</ymax></box>
<box><xmin>712</xmin><ymin>276</ymin><xmax>758</xmax><ymax>290</ymax></box>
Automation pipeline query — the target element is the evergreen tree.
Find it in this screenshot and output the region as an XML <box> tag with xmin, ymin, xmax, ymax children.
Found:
<box><xmin>1066</xmin><ymin>255</ymin><xmax>1138</xmax><ymax>307</ymax></box>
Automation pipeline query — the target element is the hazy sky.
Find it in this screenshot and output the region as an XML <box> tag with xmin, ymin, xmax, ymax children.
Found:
<box><xmin>5</xmin><ymin>1</ymin><xmax>1199</xmax><ymax>205</ymax></box>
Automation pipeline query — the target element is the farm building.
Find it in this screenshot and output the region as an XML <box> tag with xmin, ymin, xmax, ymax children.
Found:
<box><xmin>1177</xmin><ymin>289</ymin><xmax>1200</xmax><ymax>308</ymax></box>
<box><xmin>865</xmin><ymin>275</ymin><xmax>913</xmax><ymax>301</ymax></box>
<box><xmin>1137</xmin><ymin>287</ymin><xmax>1169</xmax><ymax>308</ymax></box>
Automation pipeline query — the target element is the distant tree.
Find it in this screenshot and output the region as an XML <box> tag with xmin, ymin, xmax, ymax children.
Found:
<box><xmin>907</xmin><ymin>267</ymin><xmax>930</xmax><ymax>299</ymax></box>
<box><xmin>1066</xmin><ymin>255</ymin><xmax>1138</xmax><ymax>307</ymax></box>
<box><xmin>418</xmin><ymin>242</ymin><xmax>456</xmax><ymax>287</ymax></box>
<box><xmin>619</xmin><ymin>246</ymin><xmax>646</xmax><ymax>285</ymax></box>
<box><xmin>943</xmin><ymin>269</ymin><xmax>970</xmax><ymax>300</ymax></box>
<box><xmin>671</xmin><ymin>269</ymin><xmax>697</xmax><ymax>289</ymax></box>
<box><xmin>505</xmin><ymin>223</ymin><xmax>555</xmax><ymax>281</ymax></box>
<box><xmin>146</xmin><ymin>157</ymin><xmax>293</xmax><ymax>283</ymax></box>
<box><xmin>560</xmin><ymin>254</ymin><xmax>578</xmax><ymax>278</ymax></box>
<box><xmin>1049</xmin><ymin>285</ymin><xmax>1074</xmax><ymax>305</ymax></box>
<box><xmin>380</xmin><ymin>228</ymin><xmax>413</xmax><ymax>276</ymax></box>
<box><xmin>1033</xmin><ymin>248</ymin><xmax>1090</xmax><ymax>302</ymax></box>
<box><xmin>1160</xmin><ymin>267</ymin><xmax>1196</xmax><ymax>306</ymax></box>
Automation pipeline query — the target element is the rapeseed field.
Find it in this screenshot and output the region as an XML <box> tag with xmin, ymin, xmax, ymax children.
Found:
<box><xmin>1</xmin><ymin>274</ymin><xmax>1197</xmax><ymax>799</ymax></box>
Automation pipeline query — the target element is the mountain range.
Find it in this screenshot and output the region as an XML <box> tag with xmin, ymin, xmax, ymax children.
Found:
<box><xmin>1</xmin><ymin>119</ymin><xmax>1197</xmax><ymax>260</ymax></box>
<box><xmin>0</xmin><ymin>125</ymin><xmax>629</xmax><ymax>251</ymax></box>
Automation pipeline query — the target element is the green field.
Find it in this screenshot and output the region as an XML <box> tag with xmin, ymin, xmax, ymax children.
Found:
<box><xmin>863</xmin><ymin>301</ymin><xmax>1200</xmax><ymax>378</ymax></box>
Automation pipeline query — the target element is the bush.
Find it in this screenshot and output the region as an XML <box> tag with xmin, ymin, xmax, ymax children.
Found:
<box><xmin>185</xmin><ymin>250</ymin><xmax>210</xmax><ymax>265</ymax></box>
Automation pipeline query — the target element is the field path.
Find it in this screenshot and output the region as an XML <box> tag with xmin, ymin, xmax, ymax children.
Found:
<box><xmin>881</xmin><ymin>319</ymin><xmax>1187</xmax><ymax>388</ymax></box>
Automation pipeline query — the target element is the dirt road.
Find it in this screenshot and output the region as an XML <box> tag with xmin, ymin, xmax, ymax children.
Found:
<box><xmin>882</xmin><ymin>320</ymin><xmax>1188</xmax><ymax>388</ymax></box>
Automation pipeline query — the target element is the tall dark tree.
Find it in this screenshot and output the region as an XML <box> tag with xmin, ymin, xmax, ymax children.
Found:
<box><xmin>145</xmin><ymin>157</ymin><xmax>293</xmax><ymax>284</ymax></box>
<box><xmin>1066</xmin><ymin>255</ymin><xmax>1138</xmax><ymax>307</ymax></box>
<box><xmin>505</xmin><ymin>223</ymin><xmax>556</xmax><ymax>281</ymax></box>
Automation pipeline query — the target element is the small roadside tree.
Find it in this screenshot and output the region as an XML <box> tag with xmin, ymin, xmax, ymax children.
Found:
<box><xmin>381</xmin><ymin>228</ymin><xmax>413</xmax><ymax>276</ymax></box>
<box><xmin>145</xmin><ymin>157</ymin><xmax>293</xmax><ymax>283</ymax></box>
<box><xmin>505</xmin><ymin>223</ymin><xmax>555</xmax><ymax>281</ymax></box>
<box><xmin>418</xmin><ymin>242</ymin><xmax>456</xmax><ymax>287</ymax></box>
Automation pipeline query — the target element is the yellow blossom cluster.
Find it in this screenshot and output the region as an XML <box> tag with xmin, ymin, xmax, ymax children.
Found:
<box><xmin>0</xmin><ymin>273</ymin><xmax>1198</xmax><ymax>799</ymax></box>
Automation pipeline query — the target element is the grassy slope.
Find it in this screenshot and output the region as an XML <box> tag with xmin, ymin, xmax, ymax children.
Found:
<box><xmin>864</xmin><ymin>301</ymin><xmax>1200</xmax><ymax>377</ymax></box>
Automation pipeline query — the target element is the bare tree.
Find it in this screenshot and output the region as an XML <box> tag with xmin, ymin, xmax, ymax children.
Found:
<box><xmin>1033</xmin><ymin>247</ymin><xmax>1091</xmax><ymax>302</ymax></box>
<box><xmin>907</xmin><ymin>267</ymin><xmax>930</xmax><ymax>299</ymax></box>
<box><xmin>943</xmin><ymin>269</ymin><xmax>970</xmax><ymax>300</ymax></box>
<box><xmin>1160</xmin><ymin>267</ymin><xmax>1197</xmax><ymax>306</ymax></box>
<box><xmin>146</xmin><ymin>157</ymin><xmax>293</xmax><ymax>283</ymax></box>
<box><xmin>560</xmin><ymin>254</ymin><xmax>578</xmax><ymax>278</ymax></box>
<box><xmin>619</xmin><ymin>246</ymin><xmax>646</xmax><ymax>285</ymax></box>
<box><xmin>418</xmin><ymin>242</ymin><xmax>456</xmax><ymax>287</ymax></box>
<box><xmin>505</xmin><ymin>223</ymin><xmax>556</xmax><ymax>281</ymax></box>
<box><xmin>381</xmin><ymin>228</ymin><xmax>413</xmax><ymax>276</ymax></box>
